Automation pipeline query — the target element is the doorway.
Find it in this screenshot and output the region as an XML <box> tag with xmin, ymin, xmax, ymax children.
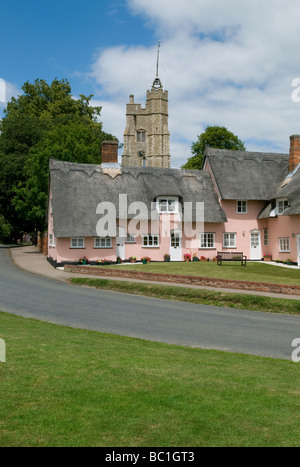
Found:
<box><xmin>116</xmin><ymin>227</ymin><xmax>125</xmax><ymax>261</ymax></box>
<box><xmin>250</xmin><ymin>230</ymin><xmax>261</xmax><ymax>260</ymax></box>
<box><xmin>170</xmin><ymin>231</ymin><xmax>182</xmax><ymax>261</ymax></box>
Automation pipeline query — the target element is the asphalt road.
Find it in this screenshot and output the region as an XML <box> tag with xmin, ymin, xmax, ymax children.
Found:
<box><xmin>0</xmin><ymin>248</ymin><xmax>300</xmax><ymax>360</ymax></box>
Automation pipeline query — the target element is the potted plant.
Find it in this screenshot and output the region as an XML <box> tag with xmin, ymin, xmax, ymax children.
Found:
<box><xmin>263</xmin><ymin>254</ymin><xmax>272</xmax><ymax>261</ymax></box>
<box><xmin>200</xmin><ymin>256</ymin><xmax>207</xmax><ymax>262</ymax></box>
<box><xmin>141</xmin><ymin>256</ymin><xmax>151</xmax><ymax>264</ymax></box>
<box><xmin>79</xmin><ymin>256</ymin><xmax>89</xmax><ymax>265</ymax></box>
<box><xmin>164</xmin><ymin>253</ymin><xmax>170</xmax><ymax>262</ymax></box>
<box><xmin>184</xmin><ymin>253</ymin><xmax>191</xmax><ymax>262</ymax></box>
<box><xmin>287</xmin><ymin>258</ymin><xmax>293</xmax><ymax>265</ymax></box>
<box><xmin>129</xmin><ymin>256</ymin><xmax>137</xmax><ymax>263</ymax></box>
<box><xmin>192</xmin><ymin>253</ymin><xmax>199</xmax><ymax>262</ymax></box>
<box><xmin>98</xmin><ymin>259</ymin><xmax>112</xmax><ymax>265</ymax></box>
<box><xmin>116</xmin><ymin>256</ymin><xmax>123</xmax><ymax>264</ymax></box>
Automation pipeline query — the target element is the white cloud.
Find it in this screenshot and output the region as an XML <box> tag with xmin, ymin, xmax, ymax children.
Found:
<box><xmin>89</xmin><ymin>0</ymin><xmax>300</xmax><ymax>167</ymax></box>
<box><xmin>0</xmin><ymin>80</ymin><xmax>22</xmax><ymax>114</ymax></box>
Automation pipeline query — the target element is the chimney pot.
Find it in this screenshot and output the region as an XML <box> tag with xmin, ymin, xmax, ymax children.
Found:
<box><xmin>289</xmin><ymin>135</ymin><xmax>300</xmax><ymax>172</ymax></box>
<box><xmin>101</xmin><ymin>140</ymin><xmax>118</xmax><ymax>164</ymax></box>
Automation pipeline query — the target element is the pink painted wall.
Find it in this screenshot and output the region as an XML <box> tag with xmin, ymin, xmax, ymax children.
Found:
<box><xmin>48</xmin><ymin>214</ymin><xmax>228</xmax><ymax>263</ymax></box>
<box><xmin>264</xmin><ymin>214</ymin><xmax>300</xmax><ymax>262</ymax></box>
<box><xmin>47</xmin><ymin>184</ymin><xmax>300</xmax><ymax>264</ymax></box>
<box><xmin>55</xmin><ymin>237</ymin><xmax>117</xmax><ymax>263</ymax></box>
<box><xmin>220</xmin><ymin>200</ymin><xmax>267</xmax><ymax>259</ymax></box>
<box><xmin>47</xmin><ymin>190</ymin><xmax>57</xmax><ymax>261</ymax></box>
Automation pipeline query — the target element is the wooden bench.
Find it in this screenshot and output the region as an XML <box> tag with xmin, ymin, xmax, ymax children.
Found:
<box><xmin>217</xmin><ymin>252</ymin><xmax>247</xmax><ymax>266</ymax></box>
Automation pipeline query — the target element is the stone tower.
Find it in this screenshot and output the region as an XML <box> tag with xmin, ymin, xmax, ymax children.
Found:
<box><xmin>122</xmin><ymin>48</ymin><xmax>171</xmax><ymax>168</ymax></box>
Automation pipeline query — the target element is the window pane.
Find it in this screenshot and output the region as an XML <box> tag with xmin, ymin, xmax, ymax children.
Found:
<box><xmin>224</xmin><ymin>233</ymin><xmax>235</xmax><ymax>248</ymax></box>
<box><xmin>159</xmin><ymin>200</ymin><xmax>168</xmax><ymax>212</ymax></box>
<box><xmin>208</xmin><ymin>233</ymin><xmax>214</xmax><ymax>248</ymax></box>
<box><xmin>137</xmin><ymin>131</ymin><xmax>146</xmax><ymax>142</ymax></box>
<box><xmin>143</xmin><ymin>235</ymin><xmax>159</xmax><ymax>247</ymax></box>
<box><xmin>279</xmin><ymin>237</ymin><xmax>290</xmax><ymax>252</ymax></box>
<box><xmin>168</xmin><ymin>200</ymin><xmax>176</xmax><ymax>211</ymax></box>
<box><xmin>264</xmin><ymin>229</ymin><xmax>268</xmax><ymax>246</ymax></box>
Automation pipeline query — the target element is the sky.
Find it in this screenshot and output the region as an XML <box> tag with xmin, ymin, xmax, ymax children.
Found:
<box><xmin>1</xmin><ymin>0</ymin><xmax>300</xmax><ymax>167</ymax></box>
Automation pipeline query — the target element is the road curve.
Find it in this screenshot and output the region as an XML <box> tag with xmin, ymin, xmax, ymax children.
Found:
<box><xmin>0</xmin><ymin>248</ymin><xmax>300</xmax><ymax>360</ymax></box>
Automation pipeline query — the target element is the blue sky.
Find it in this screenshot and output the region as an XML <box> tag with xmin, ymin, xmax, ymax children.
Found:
<box><xmin>0</xmin><ymin>1</ymin><xmax>150</xmax><ymax>97</ymax></box>
<box><xmin>1</xmin><ymin>0</ymin><xmax>300</xmax><ymax>167</ymax></box>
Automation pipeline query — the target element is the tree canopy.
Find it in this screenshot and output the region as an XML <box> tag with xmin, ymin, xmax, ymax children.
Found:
<box><xmin>0</xmin><ymin>78</ymin><xmax>117</xmax><ymax>242</ymax></box>
<box><xmin>182</xmin><ymin>125</ymin><xmax>246</xmax><ymax>170</ymax></box>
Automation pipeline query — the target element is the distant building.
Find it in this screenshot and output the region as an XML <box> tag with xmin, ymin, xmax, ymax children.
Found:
<box><xmin>122</xmin><ymin>54</ymin><xmax>170</xmax><ymax>168</ymax></box>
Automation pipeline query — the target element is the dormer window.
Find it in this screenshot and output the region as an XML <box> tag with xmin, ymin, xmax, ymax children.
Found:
<box><xmin>237</xmin><ymin>200</ymin><xmax>247</xmax><ymax>214</ymax></box>
<box><xmin>277</xmin><ymin>199</ymin><xmax>289</xmax><ymax>214</ymax></box>
<box><xmin>157</xmin><ymin>196</ymin><xmax>179</xmax><ymax>213</ymax></box>
<box><xmin>137</xmin><ymin>130</ymin><xmax>146</xmax><ymax>143</ymax></box>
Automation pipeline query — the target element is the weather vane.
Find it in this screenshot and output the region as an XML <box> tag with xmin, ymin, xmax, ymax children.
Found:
<box><xmin>156</xmin><ymin>40</ymin><xmax>161</xmax><ymax>78</ymax></box>
<box><xmin>153</xmin><ymin>41</ymin><xmax>162</xmax><ymax>89</ymax></box>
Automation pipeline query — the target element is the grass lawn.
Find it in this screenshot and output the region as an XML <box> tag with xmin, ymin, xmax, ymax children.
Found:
<box><xmin>0</xmin><ymin>312</ymin><xmax>300</xmax><ymax>447</ymax></box>
<box><xmin>108</xmin><ymin>261</ymin><xmax>300</xmax><ymax>286</ymax></box>
<box><xmin>70</xmin><ymin>278</ymin><xmax>300</xmax><ymax>315</ymax></box>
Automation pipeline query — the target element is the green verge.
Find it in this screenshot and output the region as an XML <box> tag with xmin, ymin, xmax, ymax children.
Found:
<box><xmin>69</xmin><ymin>277</ymin><xmax>300</xmax><ymax>315</ymax></box>
<box><xmin>108</xmin><ymin>261</ymin><xmax>300</xmax><ymax>286</ymax></box>
<box><xmin>0</xmin><ymin>312</ymin><xmax>299</xmax><ymax>447</ymax></box>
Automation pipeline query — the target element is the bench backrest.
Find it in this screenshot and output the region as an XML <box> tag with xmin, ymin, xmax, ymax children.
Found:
<box><xmin>217</xmin><ymin>252</ymin><xmax>244</xmax><ymax>259</ymax></box>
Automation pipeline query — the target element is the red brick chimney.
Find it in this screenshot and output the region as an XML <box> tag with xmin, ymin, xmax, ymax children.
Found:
<box><xmin>102</xmin><ymin>140</ymin><xmax>118</xmax><ymax>164</ymax></box>
<box><xmin>289</xmin><ymin>135</ymin><xmax>300</xmax><ymax>172</ymax></box>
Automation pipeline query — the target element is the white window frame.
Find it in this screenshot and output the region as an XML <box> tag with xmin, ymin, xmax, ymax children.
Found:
<box><xmin>223</xmin><ymin>233</ymin><xmax>236</xmax><ymax>249</ymax></box>
<box><xmin>263</xmin><ymin>228</ymin><xmax>269</xmax><ymax>246</ymax></box>
<box><xmin>237</xmin><ymin>200</ymin><xmax>247</xmax><ymax>214</ymax></box>
<box><xmin>94</xmin><ymin>237</ymin><xmax>112</xmax><ymax>249</ymax></box>
<box><xmin>277</xmin><ymin>199</ymin><xmax>289</xmax><ymax>214</ymax></box>
<box><xmin>126</xmin><ymin>234</ymin><xmax>136</xmax><ymax>244</ymax></box>
<box><xmin>157</xmin><ymin>196</ymin><xmax>179</xmax><ymax>213</ymax></box>
<box><xmin>71</xmin><ymin>238</ymin><xmax>85</xmax><ymax>249</ymax></box>
<box><xmin>199</xmin><ymin>233</ymin><xmax>215</xmax><ymax>249</ymax></box>
<box><xmin>279</xmin><ymin>237</ymin><xmax>290</xmax><ymax>253</ymax></box>
<box><xmin>142</xmin><ymin>234</ymin><xmax>159</xmax><ymax>248</ymax></box>
<box><xmin>49</xmin><ymin>234</ymin><xmax>56</xmax><ymax>247</ymax></box>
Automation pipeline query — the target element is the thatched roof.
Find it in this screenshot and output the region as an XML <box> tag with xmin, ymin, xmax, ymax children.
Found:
<box><xmin>203</xmin><ymin>147</ymin><xmax>289</xmax><ymax>200</ymax></box>
<box><xmin>49</xmin><ymin>159</ymin><xmax>227</xmax><ymax>238</ymax></box>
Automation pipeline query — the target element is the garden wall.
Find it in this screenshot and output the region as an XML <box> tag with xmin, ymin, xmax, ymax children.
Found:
<box><xmin>64</xmin><ymin>265</ymin><xmax>300</xmax><ymax>296</ymax></box>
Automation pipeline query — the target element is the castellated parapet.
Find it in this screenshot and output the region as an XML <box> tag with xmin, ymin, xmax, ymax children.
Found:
<box><xmin>122</xmin><ymin>80</ymin><xmax>171</xmax><ymax>168</ymax></box>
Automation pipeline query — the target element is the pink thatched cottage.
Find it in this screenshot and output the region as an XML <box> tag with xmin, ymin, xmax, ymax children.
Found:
<box><xmin>47</xmin><ymin>140</ymin><xmax>227</xmax><ymax>266</ymax></box>
<box><xmin>202</xmin><ymin>138</ymin><xmax>300</xmax><ymax>266</ymax></box>
<box><xmin>47</xmin><ymin>136</ymin><xmax>300</xmax><ymax>267</ymax></box>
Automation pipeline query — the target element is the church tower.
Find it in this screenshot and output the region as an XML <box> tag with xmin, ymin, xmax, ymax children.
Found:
<box><xmin>122</xmin><ymin>44</ymin><xmax>171</xmax><ymax>168</ymax></box>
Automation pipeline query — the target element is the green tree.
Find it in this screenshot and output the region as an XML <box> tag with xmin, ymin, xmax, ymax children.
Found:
<box><xmin>0</xmin><ymin>78</ymin><xmax>117</xmax><ymax>240</ymax></box>
<box><xmin>182</xmin><ymin>125</ymin><xmax>246</xmax><ymax>170</ymax></box>
<box><xmin>0</xmin><ymin>215</ymin><xmax>12</xmax><ymax>244</ymax></box>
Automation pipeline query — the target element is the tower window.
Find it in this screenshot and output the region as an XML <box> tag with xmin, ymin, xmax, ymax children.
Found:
<box><xmin>137</xmin><ymin>130</ymin><xmax>146</xmax><ymax>143</ymax></box>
